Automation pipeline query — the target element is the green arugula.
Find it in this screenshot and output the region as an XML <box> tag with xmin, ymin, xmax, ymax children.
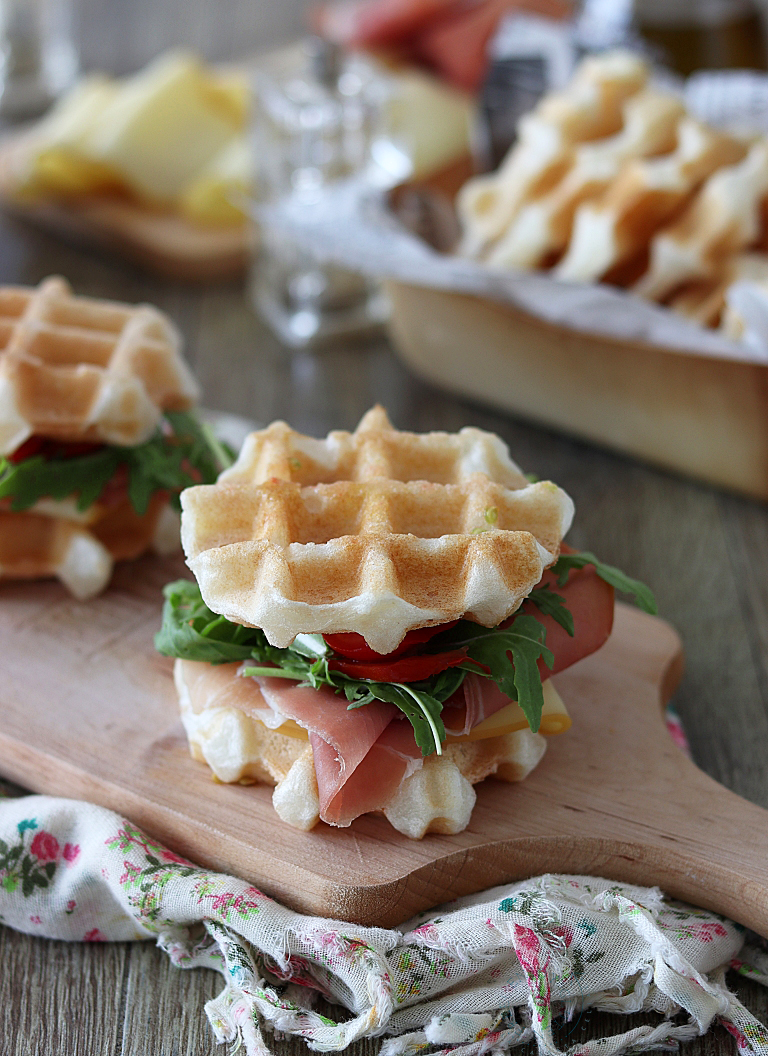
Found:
<box><xmin>446</xmin><ymin>614</ymin><xmax>554</xmax><ymax>732</ymax></box>
<box><xmin>550</xmin><ymin>550</ymin><xmax>657</xmax><ymax>614</ymax></box>
<box><xmin>526</xmin><ymin>587</ymin><xmax>575</xmax><ymax>636</ymax></box>
<box><xmin>0</xmin><ymin>410</ymin><xmax>231</xmax><ymax>515</ymax></box>
<box><xmin>156</xmin><ymin>579</ymin><xmax>455</xmax><ymax>755</ymax></box>
<box><xmin>155</xmin><ymin>547</ymin><xmax>658</xmax><ymax>752</ymax></box>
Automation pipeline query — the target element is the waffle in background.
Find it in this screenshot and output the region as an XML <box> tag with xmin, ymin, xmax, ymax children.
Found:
<box><xmin>0</xmin><ymin>277</ymin><xmax>202</xmax><ymax>598</ymax></box>
<box><xmin>459</xmin><ymin>50</ymin><xmax>768</xmax><ymax>336</ymax></box>
<box><xmin>0</xmin><ymin>276</ymin><xmax>198</xmax><ymax>454</ymax></box>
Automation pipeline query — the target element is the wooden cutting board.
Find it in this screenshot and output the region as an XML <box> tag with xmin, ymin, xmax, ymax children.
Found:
<box><xmin>1</xmin><ymin>554</ymin><xmax>766</xmax><ymax>930</ymax></box>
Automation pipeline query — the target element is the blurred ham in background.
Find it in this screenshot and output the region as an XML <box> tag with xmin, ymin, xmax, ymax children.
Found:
<box><xmin>315</xmin><ymin>0</ymin><xmax>572</xmax><ymax>91</ymax></box>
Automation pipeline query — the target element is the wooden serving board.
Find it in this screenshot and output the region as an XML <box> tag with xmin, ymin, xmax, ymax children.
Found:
<box><xmin>1</xmin><ymin>554</ymin><xmax>767</xmax><ymax>930</ymax></box>
<box><xmin>0</xmin><ymin>135</ymin><xmax>249</xmax><ymax>282</ymax></box>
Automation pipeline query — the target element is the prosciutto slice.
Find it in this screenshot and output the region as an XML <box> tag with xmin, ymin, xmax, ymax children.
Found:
<box><xmin>182</xmin><ymin>662</ymin><xmax>519</xmax><ymax>827</ymax></box>
<box><xmin>191</xmin><ymin>667</ymin><xmax>404</xmax><ymax>825</ymax></box>
<box><xmin>312</xmin><ymin>718</ymin><xmax>423</xmax><ymax>826</ymax></box>
<box><xmin>441</xmin><ymin>673</ymin><xmax>513</xmax><ymax>737</ymax></box>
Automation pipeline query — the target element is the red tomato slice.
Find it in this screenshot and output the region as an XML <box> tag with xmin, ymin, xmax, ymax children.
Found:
<box><xmin>8</xmin><ymin>436</ymin><xmax>46</xmax><ymax>463</ymax></box>
<box><xmin>521</xmin><ymin>561</ymin><xmax>614</xmax><ymax>678</ymax></box>
<box><xmin>325</xmin><ymin>550</ymin><xmax>614</xmax><ymax>684</ymax></box>
<box><xmin>329</xmin><ymin>647</ymin><xmax>468</xmax><ymax>683</ymax></box>
<box><xmin>323</xmin><ymin>620</ymin><xmax>459</xmax><ymax>661</ymax></box>
<box><xmin>9</xmin><ymin>436</ymin><xmax>104</xmax><ymax>464</ymax></box>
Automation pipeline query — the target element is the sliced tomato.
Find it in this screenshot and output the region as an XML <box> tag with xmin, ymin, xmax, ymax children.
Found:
<box><xmin>8</xmin><ymin>436</ymin><xmax>46</xmax><ymax>463</ymax></box>
<box><xmin>329</xmin><ymin>647</ymin><xmax>467</xmax><ymax>683</ymax></box>
<box><xmin>323</xmin><ymin>620</ymin><xmax>459</xmax><ymax>662</ymax></box>
<box><xmin>521</xmin><ymin>561</ymin><xmax>614</xmax><ymax>678</ymax></box>
<box><xmin>9</xmin><ymin>435</ymin><xmax>104</xmax><ymax>464</ymax></box>
<box><xmin>325</xmin><ymin>552</ymin><xmax>614</xmax><ymax>684</ymax></box>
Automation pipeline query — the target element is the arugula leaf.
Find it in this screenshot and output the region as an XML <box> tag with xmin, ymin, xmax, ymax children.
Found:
<box><xmin>157</xmin><ymin>580</ymin><xmax>455</xmax><ymax>755</ymax></box>
<box><xmin>552</xmin><ymin>550</ymin><xmax>657</xmax><ymax>615</ymax></box>
<box><xmin>449</xmin><ymin>614</ymin><xmax>553</xmax><ymax>732</ymax></box>
<box><xmin>347</xmin><ymin>681</ymin><xmax>446</xmax><ymax>756</ymax></box>
<box><xmin>526</xmin><ymin>587</ymin><xmax>574</xmax><ymax>636</ymax></box>
<box><xmin>155</xmin><ymin>580</ymin><xmax>268</xmax><ymax>663</ymax></box>
<box><xmin>156</xmin><ymin>541</ymin><xmax>658</xmax><ymax>748</ymax></box>
<box><xmin>0</xmin><ymin>448</ymin><xmax>122</xmax><ymax>512</ymax></box>
<box><xmin>124</xmin><ymin>410</ymin><xmax>234</xmax><ymax>515</ymax></box>
<box><xmin>0</xmin><ymin>410</ymin><xmax>231</xmax><ymax>517</ymax></box>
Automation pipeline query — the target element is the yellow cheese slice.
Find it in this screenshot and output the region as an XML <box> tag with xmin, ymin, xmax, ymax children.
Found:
<box><xmin>178</xmin><ymin>135</ymin><xmax>250</xmax><ymax>225</ymax></box>
<box><xmin>446</xmin><ymin>679</ymin><xmax>571</xmax><ymax>741</ymax></box>
<box><xmin>82</xmin><ymin>51</ymin><xmax>242</xmax><ymax>203</ymax></box>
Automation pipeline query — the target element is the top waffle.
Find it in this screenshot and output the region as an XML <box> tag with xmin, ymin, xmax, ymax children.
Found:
<box><xmin>0</xmin><ymin>276</ymin><xmax>199</xmax><ymax>455</ymax></box>
<box><xmin>181</xmin><ymin>407</ymin><xmax>574</xmax><ymax>653</ymax></box>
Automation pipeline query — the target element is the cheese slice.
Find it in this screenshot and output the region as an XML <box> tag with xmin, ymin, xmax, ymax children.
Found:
<box><xmin>82</xmin><ymin>51</ymin><xmax>243</xmax><ymax>203</ymax></box>
<box><xmin>447</xmin><ymin>679</ymin><xmax>570</xmax><ymax>740</ymax></box>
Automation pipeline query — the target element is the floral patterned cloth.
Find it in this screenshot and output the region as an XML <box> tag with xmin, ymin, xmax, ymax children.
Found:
<box><xmin>1</xmin><ymin>782</ymin><xmax>767</xmax><ymax>1056</ymax></box>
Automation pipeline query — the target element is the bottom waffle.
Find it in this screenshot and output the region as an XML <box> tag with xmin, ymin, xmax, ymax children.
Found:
<box><xmin>0</xmin><ymin>493</ymin><xmax>179</xmax><ymax>599</ymax></box>
<box><xmin>176</xmin><ymin>658</ymin><xmax>550</xmax><ymax>840</ymax></box>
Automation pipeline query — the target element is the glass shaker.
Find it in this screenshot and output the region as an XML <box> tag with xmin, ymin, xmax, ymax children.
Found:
<box><xmin>251</xmin><ymin>38</ymin><xmax>390</xmax><ymax>349</ymax></box>
<box><xmin>0</xmin><ymin>0</ymin><xmax>78</xmax><ymax>118</ymax></box>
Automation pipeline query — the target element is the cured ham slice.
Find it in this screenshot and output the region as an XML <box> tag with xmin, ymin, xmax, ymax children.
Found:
<box><xmin>524</xmin><ymin>561</ymin><xmax>614</xmax><ymax>677</ymax></box>
<box><xmin>188</xmin><ymin>668</ymin><xmax>403</xmax><ymax>826</ymax></box>
<box><xmin>256</xmin><ymin>676</ymin><xmax>395</xmax><ymax>751</ymax></box>
<box><xmin>442</xmin><ymin>672</ymin><xmax>513</xmax><ymax>737</ymax></box>
<box><xmin>312</xmin><ymin>718</ymin><xmax>423</xmax><ymax>826</ymax></box>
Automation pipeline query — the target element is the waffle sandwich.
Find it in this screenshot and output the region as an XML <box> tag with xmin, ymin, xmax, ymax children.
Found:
<box><xmin>157</xmin><ymin>408</ymin><xmax>656</xmax><ymax>838</ymax></box>
<box><xmin>0</xmin><ymin>276</ymin><xmax>223</xmax><ymax>598</ymax></box>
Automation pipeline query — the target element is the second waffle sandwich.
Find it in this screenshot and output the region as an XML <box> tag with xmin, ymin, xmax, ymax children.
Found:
<box><xmin>0</xmin><ymin>276</ymin><xmax>227</xmax><ymax>598</ymax></box>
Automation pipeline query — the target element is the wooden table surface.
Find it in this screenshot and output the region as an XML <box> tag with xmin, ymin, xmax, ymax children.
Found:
<box><xmin>2</xmin><ymin>6</ymin><xmax>768</xmax><ymax>1043</ymax></box>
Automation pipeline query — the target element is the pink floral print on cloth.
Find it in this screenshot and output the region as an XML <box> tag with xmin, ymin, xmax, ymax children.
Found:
<box><xmin>1</xmin><ymin>788</ymin><xmax>767</xmax><ymax>1056</ymax></box>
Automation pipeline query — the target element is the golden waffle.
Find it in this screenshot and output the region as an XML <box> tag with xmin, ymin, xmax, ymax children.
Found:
<box><xmin>667</xmin><ymin>252</ymin><xmax>768</xmax><ymax>327</ymax></box>
<box><xmin>486</xmin><ymin>89</ymin><xmax>684</xmax><ymax>271</ymax></box>
<box><xmin>181</xmin><ymin>407</ymin><xmax>574</xmax><ymax>654</ymax></box>
<box><xmin>457</xmin><ymin>50</ymin><xmax>648</xmax><ymax>258</ymax></box>
<box><xmin>0</xmin><ymin>275</ymin><xmax>199</xmax><ymax>455</ymax></box>
<box><xmin>555</xmin><ymin>118</ymin><xmax>746</xmax><ymax>285</ymax></box>
<box><xmin>0</xmin><ymin>493</ymin><xmax>176</xmax><ymax>599</ymax></box>
<box><xmin>633</xmin><ymin>141</ymin><xmax>768</xmax><ymax>303</ymax></box>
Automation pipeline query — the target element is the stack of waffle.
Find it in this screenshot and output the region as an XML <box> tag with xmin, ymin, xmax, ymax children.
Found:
<box><xmin>459</xmin><ymin>50</ymin><xmax>768</xmax><ymax>336</ymax></box>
